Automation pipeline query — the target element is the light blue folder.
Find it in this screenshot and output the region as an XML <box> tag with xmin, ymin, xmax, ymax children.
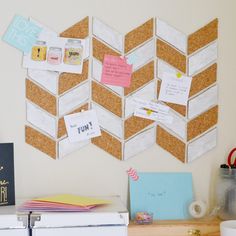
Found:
<box><xmin>2</xmin><ymin>15</ymin><xmax>42</xmax><ymax>53</ymax></box>
<box><xmin>130</xmin><ymin>172</ymin><xmax>193</xmax><ymax>220</ymax></box>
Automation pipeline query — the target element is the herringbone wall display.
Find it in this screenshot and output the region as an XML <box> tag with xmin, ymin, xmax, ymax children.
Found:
<box><xmin>25</xmin><ymin>17</ymin><xmax>218</xmax><ymax>162</ymax></box>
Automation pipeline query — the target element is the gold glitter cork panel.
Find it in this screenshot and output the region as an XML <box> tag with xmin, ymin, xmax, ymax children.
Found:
<box><xmin>92</xmin><ymin>81</ymin><xmax>122</xmax><ymax>117</ymax></box>
<box><xmin>188</xmin><ymin>19</ymin><xmax>218</xmax><ymax>55</ymax></box>
<box><xmin>124</xmin><ymin>61</ymin><xmax>154</xmax><ymax>96</ymax></box>
<box><xmin>93</xmin><ymin>38</ymin><xmax>121</xmax><ymax>62</ymax></box>
<box><xmin>157</xmin><ymin>80</ymin><xmax>186</xmax><ymax>117</ymax></box>
<box><xmin>124</xmin><ymin>116</ymin><xmax>154</xmax><ymax>140</ymax></box>
<box><xmin>157</xmin><ymin>39</ymin><xmax>187</xmax><ymax>73</ymax></box>
<box><xmin>189</xmin><ymin>63</ymin><xmax>217</xmax><ymax>97</ymax></box>
<box><xmin>26</xmin><ymin>79</ymin><xmax>57</xmax><ymax>116</ymax></box>
<box><xmin>92</xmin><ymin>130</ymin><xmax>122</xmax><ymax>160</ymax></box>
<box><xmin>25</xmin><ymin>126</ymin><xmax>56</xmax><ymax>159</ymax></box>
<box><xmin>59</xmin><ymin>60</ymin><xmax>89</xmax><ymax>95</ymax></box>
<box><xmin>125</xmin><ymin>18</ymin><xmax>154</xmax><ymax>53</ymax></box>
<box><xmin>157</xmin><ymin>126</ymin><xmax>186</xmax><ymax>163</ymax></box>
<box><xmin>57</xmin><ymin>103</ymin><xmax>89</xmax><ymax>139</ymax></box>
<box><xmin>187</xmin><ymin>105</ymin><xmax>218</xmax><ymax>141</ymax></box>
<box><xmin>60</xmin><ymin>16</ymin><xmax>89</xmax><ymax>39</ymax></box>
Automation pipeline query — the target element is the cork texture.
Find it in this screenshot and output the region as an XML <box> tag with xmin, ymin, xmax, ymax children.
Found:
<box><xmin>157</xmin><ymin>80</ymin><xmax>186</xmax><ymax>117</ymax></box>
<box><xmin>188</xmin><ymin>19</ymin><xmax>218</xmax><ymax>55</ymax></box>
<box><xmin>156</xmin><ymin>126</ymin><xmax>186</xmax><ymax>163</ymax></box>
<box><xmin>58</xmin><ymin>103</ymin><xmax>89</xmax><ymax>139</ymax></box>
<box><xmin>92</xmin><ymin>129</ymin><xmax>122</xmax><ymax>160</ymax></box>
<box><xmin>60</xmin><ymin>16</ymin><xmax>89</xmax><ymax>39</ymax></box>
<box><xmin>124</xmin><ymin>61</ymin><xmax>154</xmax><ymax>96</ymax></box>
<box><xmin>124</xmin><ymin>116</ymin><xmax>154</xmax><ymax>140</ymax></box>
<box><xmin>26</xmin><ymin>79</ymin><xmax>57</xmax><ymax>116</ymax></box>
<box><xmin>25</xmin><ymin>126</ymin><xmax>56</xmax><ymax>159</ymax></box>
<box><xmin>93</xmin><ymin>37</ymin><xmax>121</xmax><ymax>62</ymax></box>
<box><xmin>59</xmin><ymin>60</ymin><xmax>89</xmax><ymax>95</ymax></box>
<box><xmin>125</xmin><ymin>18</ymin><xmax>154</xmax><ymax>53</ymax></box>
<box><xmin>189</xmin><ymin>63</ymin><xmax>217</xmax><ymax>97</ymax></box>
<box><xmin>187</xmin><ymin>105</ymin><xmax>218</xmax><ymax>141</ymax></box>
<box><xmin>92</xmin><ymin>81</ymin><xmax>122</xmax><ymax>117</ymax></box>
<box><xmin>157</xmin><ymin>39</ymin><xmax>187</xmax><ymax>73</ymax></box>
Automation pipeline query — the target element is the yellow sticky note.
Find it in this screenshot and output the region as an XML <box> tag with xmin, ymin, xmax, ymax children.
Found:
<box><xmin>146</xmin><ymin>110</ymin><xmax>153</xmax><ymax>116</ymax></box>
<box><xmin>176</xmin><ymin>72</ymin><xmax>182</xmax><ymax>78</ymax></box>
<box><xmin>33</xmin><ymin>194</ymin><xmax>111</xmax><ymax>206</ymax></box>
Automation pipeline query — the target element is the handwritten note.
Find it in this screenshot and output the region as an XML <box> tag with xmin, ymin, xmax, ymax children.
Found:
<box><xmin>2</xmin><ymin>15</ymin><xmax>42</xmax><ymax>53</ymax></box>
<box><xmin>101</xmin><ymin>55</ymin><xmax>132</xmax><ymax>87</ymax></box>
<box><xmin>158</xmin><ymin>72</ymin><xmax>192</xmax><ymax>105</ymax></box>
<box><xmin>64</xmin><ymin>110</ymin><xmax>101</xmax><ymax>143</ymax></box>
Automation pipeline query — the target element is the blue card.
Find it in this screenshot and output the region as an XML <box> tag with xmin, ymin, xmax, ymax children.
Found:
<box><xmin>129</xmin><ymin>172</ymin><xmax>193</xmax><ymax>220</ymax></box>
<box><xmin>2</xmin><ymin>15</ymin><xmax>42</xmax><ymax>53</ymax></box>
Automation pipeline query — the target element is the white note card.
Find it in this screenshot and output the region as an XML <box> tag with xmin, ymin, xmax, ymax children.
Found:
<box><xmin>159</xmin><ymin>72</ymin><xmax>192</xmax><ymax>105</ymax></box>
<box><xmin>64</xmin><ymin>110</ymin><xmax>101</xmax><ymax>143</ymax></box>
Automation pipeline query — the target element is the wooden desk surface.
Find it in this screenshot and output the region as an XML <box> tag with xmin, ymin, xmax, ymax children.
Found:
<box><xmin>128</xmin><ymin>219</ymin><xmax>221</xmax><ymax>236</ymax></box>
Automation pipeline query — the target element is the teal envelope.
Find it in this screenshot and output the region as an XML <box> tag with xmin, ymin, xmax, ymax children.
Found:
<box><xmin>2</xmin><ymin>15</ymin><xmax>42</xmax><ymax>53</ymax></box>
<box><xmin>130</xmin><ymin>172</ymin><xmax>193</xmax><ymax>220</ymax></box>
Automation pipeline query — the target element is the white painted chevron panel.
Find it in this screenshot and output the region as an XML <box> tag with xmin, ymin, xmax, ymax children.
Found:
<box><xmin>187</xmin><ymin>128</ymin><xmax>217</xmax><ymax>162</ymax></box>
<box><xmin>93</xmin><ymin>17</ymin><xmax>123</xmax><ymax>52</ymax></box>
<box><xmin>59</xmin><ymin>137</ymin><xmax>90</xmax><ymax>159</ymax></box>
<box><xmin>188</xmin><ymin>41</ymin><xmax>217</xmax><ymax>76</ymax></box>
<box><xmin>159</xmin><ymin>110</ymin><xmax>186</xmax><ymax>140</ymax></box>
<box><xmin>91</xmin><ymin>102</ymin><xmax>123</xmax><ymax>139</ymax></box>
<box><xmin>188</xmin><ymin>85</ymin><xmax>218</xmax><ymax>119</ymax></box>
<box><xmin>125</xmin><ymin>81</ymin><xmax>156</xmax><ymax>118</ymax></box>
<box><xmin>156</xmin><ymin>19</ymin><xmax>187</xmax><ymax>54</ymax></box>
<box><xmin>92</xmin><ymin>59</ymin><xmax>123</xmax><ymax>96</ymax></box>
<box><xmin>84</xmin><ymin>37</ymin><xmax>90</xmax><ymax>59</ymax></box>
<box><xmin>126</xmin><ymin>39</ymin><xmax>154</xmax><ymax>71</ymax></box>
<box><xmin>27</xmin><ymin>69</ymin><xmax>58</xmax><ymax>95</ymax></box>
<box><xmin>124</xmin><ymin>126</ymin><xmax>156</xmax><ymax>160</ymax></box>
<box><xmin>26</xmin><ymin>101</ymin><xmax>56</xmax><ymax>138</ymax></box>
<box><xmin>157</xmin><ymin>59</ymin><xmax>179</xmax><ymax>80</ymax></box>
<box><xmin>59</xmin><ymin>81</ymin><xmax>90</xmax><ymax>116</ymax></box>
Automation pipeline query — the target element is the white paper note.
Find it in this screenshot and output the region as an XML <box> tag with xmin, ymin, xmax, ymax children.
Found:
<box><xmin>64</xmin><ymin>110</ymin><xmax>101</xmax><ymax>143</ymax></box>
<box><xmin>158</xmin><ymin>72</ymin><xmax>192</xmax><ymax>105</ymax></box>
<box><xmin>134</xmin><ymin>108</ymin><xmax>173</xmax><ymax>124</ymax></box>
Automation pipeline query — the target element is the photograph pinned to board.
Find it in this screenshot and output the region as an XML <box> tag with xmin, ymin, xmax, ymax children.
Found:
<box><xmin>23</xmin><ymin>36</ymin><xmax>86</xmax><ymax>74</ymax></box>
<box><xmin>158</xmin><ymin>72</ymin><xmax>192</xmax><ymax>105</ymax></box>
<box><xmin>2</xmin><ymin>14</ymin><xmax>42</xmax><ymax>53</ymax></box>
<box><xmin>132</xmin><ymin>98</ymin><xmax>173</xmax><ymax>124</ymax></box>
<box><xmin>101</xmin><ymin>55</ymin><xmax>133</xmax><ymax>87</ymax></box>
<box><xmin>0</xmin><ymin>143</ymin><xmax>15</xmax><ymax>206</ymax></box>
<box><xmin>129</xmin><ymin>172</ymin><xmax>193</xmax><ymax>220</ymax></box>
<box><xmin>64</xmin><ymin>110</ymin><xmax>101</xmax><ymax>143</ymax></box>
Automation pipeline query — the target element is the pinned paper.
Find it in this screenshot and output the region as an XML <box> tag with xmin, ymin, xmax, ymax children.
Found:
<box><xmin>159</xmin><ymin>72</ymin><xmax>192</xmax><ymax>105</ymax></box>
<box><xmin>64</xmin><ymin>110</ymin><xmax>101</xmax><ymax>143</ymax></box>
<box><xmin>132</xmin><ymin>98</ymin><xmax>170</xmax><ymax>114</ymax></box>
<box><xmin>2</xmin><ymin>15</ymin><xmax>42</xmax><ymax>53</ymax></box>
<box><xmin>101</xmin><ymin>55</ymin><xmax>132</xmax><ymax>87</ymax></box>
<box><xmin>127</xmin><ymin>168</ymin><xmax>139</xmax><ymax>181</ymax></box>
<box><xmin>134</xmin><ymin>108</ymin><xmax>173</xmax><ymax>124</ymax></box>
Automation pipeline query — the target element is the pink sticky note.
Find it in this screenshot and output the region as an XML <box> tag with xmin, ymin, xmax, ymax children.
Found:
<box><xmin>101</xmin><ymin>55</ymin><xmax>132</xmax><ymax>87</ymax></box>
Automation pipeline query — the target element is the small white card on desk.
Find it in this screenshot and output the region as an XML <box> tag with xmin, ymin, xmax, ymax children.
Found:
<box><xmin>64</xmin><ymin>110</ymin><xmax>101</xmax><ymax>143</ymax></box>
<box><xmin>159</xmin><ymin>72</ymin><xmax>192</xmax><ymax>105</ymax></box>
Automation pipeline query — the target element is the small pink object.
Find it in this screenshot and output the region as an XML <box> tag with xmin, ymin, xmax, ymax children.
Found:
<box><xmin>101</xmin><ymin>55</ymin><xmax>132</xmax><ymax>87</ymax></box>
<box><xmin>127</xmin><ymin>168</ymin><xmax>139</xmax><ymax>181</ymax></box>
<box><xmin>47</xmin><ymin>47</ymin><xmax>62</xmax><ymax>65</ymax></box>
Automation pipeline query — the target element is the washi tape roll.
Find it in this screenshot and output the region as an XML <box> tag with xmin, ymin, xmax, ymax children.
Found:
<box><xmin>189</xmin><ymin>200</ymin><xmax>207</xmax><ymax>218</ymax></box>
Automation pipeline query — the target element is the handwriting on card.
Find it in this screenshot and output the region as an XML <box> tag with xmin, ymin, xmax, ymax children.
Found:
<box><xmin>101</xmin><ymin>55</ymin><xmax>132</xmax><ymax>87</ymax></box>
<box><xmin>158</xmin><ymin>72</ymin><xmax>192</xmax><ymax>105</ymax></box>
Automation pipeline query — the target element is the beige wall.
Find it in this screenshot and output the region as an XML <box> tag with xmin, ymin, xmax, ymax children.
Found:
<box><xmin>0</xmin><ymin>0</ymin><xmax>236</xmax><ymax>210</ymax></box>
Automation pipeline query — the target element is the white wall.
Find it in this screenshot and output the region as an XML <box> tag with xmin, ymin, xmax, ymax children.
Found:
<box><xmin>0</xmin><ymin>0</ymin><xmax>236</xmax><ymax>211</ymax></box>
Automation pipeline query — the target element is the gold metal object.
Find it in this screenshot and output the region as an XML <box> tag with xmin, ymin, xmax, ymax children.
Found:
<box><xmin>188</xmin><ymin>229</ymin><xmax>201</xmax><ymax>236</ymax></box>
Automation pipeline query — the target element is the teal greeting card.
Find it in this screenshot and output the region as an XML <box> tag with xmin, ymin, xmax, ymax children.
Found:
<box><xmin>2</xmin><ymin>15</ymin><xmax>42</xmax><ymax>53</ymax></box>
<box><xmin>130</xmin><ymin>172</ymin><xmax>193</xmax><ymax>220</ymax></box>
